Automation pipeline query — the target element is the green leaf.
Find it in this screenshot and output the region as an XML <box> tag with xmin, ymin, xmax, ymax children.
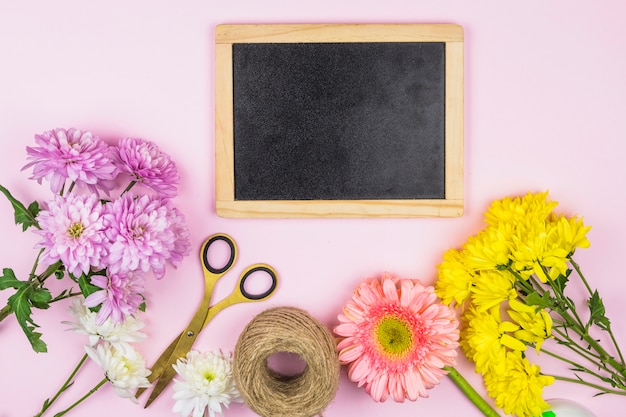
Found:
<box><xmin>525</xmin><ymin>291</ymin><xmax>555</xmax><ymax>310</ymax></box>
<box><xmin>24</xmin><ymin>323</ymin><xmax>47</xmax><ymax>353</ymax></box>
<box><xmin>552</xmin><ymin>271</ymin><xmax>570</xmax><ymax>292</ymax></box>
<box><xmin>588</xmin><ymin>290</ymin><xmax>611</xmax><ymax>330</ymax></box>
<box><xmin>27</xmin><ymin>200</ymin><xmax>41</xmax><ymax>218</ymax></box>
<box><xmin>78</xmin><ymin>273</ymin><xmax>100</xmax><ymax>299</ymax></box>
<box><xmin>29</xmin><ymin>287</ymin><xmax>52</xmax><ymax>309</ymax></box>
<box><xmin>0</xmin><ymin>184</ymin><xmax>40</xmax><ymax>231</ymax></box>
<box><xmin>0</xmin><ymin>268</ymin><xmax>23</xmax><ymax>290</ymax></box>
<box><xmin>7</xmin><ymin>286</ymin><xmax>48</xmax><ymax>352</ymax></box>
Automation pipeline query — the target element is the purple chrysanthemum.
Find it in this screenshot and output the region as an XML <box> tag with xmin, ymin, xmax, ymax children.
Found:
<box><xmin>84</xmin><ymin>270</ymin><xmax>145</xmax><ymax>325</ymax></box>
<box><xmin>23</xmin><ymin>128</ymin><xmax>117</xmax><ymax>194</ymax></box>
<box><xmin>165</xmin><ymin>205</ymin><xmax>192</xmax><ymax>268</ymax></box>
<box><xmin>111</xmin><ymin>137</ymin><xmax>179</xmax><ymax>198</ymax></box>
<box><xmin>35</xmin><ymin>193</ymin><xmax>108</xmax><ymax>277</ymax></box>
<box><xmin>104</xmin><ymin>193</ymin><xmax>190</xmax><ymax>279</ymax></box>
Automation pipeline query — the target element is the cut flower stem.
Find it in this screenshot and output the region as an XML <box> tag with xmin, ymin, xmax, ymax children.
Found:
<box><xmin>444</xmin><ymin>366</ymin><xmax>500</xmax><ymax>417</ymax></box>
<box><xmin>53</xmin><ymin>378</ymin><xmax>107</xmax><ymax>417</ymax></box>
<box><xmin>34</xmin><ymin>353</ymin><xmax>89</xmax><ymax>417</ymax></box>
<box><xmin>511</xmin><ymin>259</ymin><xmax>626</xmax><ymax>393</ymax></box>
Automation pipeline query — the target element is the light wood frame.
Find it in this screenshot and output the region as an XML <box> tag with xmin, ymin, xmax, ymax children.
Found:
<box><xmin>215</xmin><ymin>24</ymin><xmax>464</xmax><ymax>218</ymax></box>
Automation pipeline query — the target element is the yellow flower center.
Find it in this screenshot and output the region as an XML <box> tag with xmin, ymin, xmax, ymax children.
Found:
<box><xmin>376</xmin><ymin>316</ymin><xmax>413</xmax><ymax>357</ymax></box>
<box><xmin>203</xmin><ymin>371</ymin><xmax>215</xmax><ymax>382</ymax></box>
<box><xmin>68</xmin><ymin>222</ymin><xmax>85</xmax><ymax>238</ymax></box>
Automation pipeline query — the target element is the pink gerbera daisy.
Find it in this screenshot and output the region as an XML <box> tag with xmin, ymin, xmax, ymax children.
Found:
<box><xmin>111</xmin><ymin>137</ymin><xmax>179</xmax><ymax>198</ymax></box>
<box><xmin>23</xmin><ymin>128</ymin><xmax>117</xmax><ymax>194</ymax></box>
<box><xmin>84</xmin><ymin>270</ymin><xmax>145</xmax><ymax>325</ymax></box>
<box><xmin>334</xmin><ymin>272</ymin><xmax>459</xmax><ymax>402</ymax></box>
<box><xmin>35</xmin><ymin>193</ymin><xmax>108</xmax><ymax>277</ymax></box>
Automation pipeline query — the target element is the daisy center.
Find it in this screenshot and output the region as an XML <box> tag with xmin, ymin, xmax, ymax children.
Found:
<box><xmin>203</xmin><ymin>371</ymin><xmax>216</xmax><ymax>382</ymax></box>
<box><xmin>67</xmin><ymin>222</ymin><xmax>85</xmax><ymax>238</ymax></box>
<box><xmin>375</xmin><ymin>315</ymin><xmax>413</xmax><ymax>357</ymax></box>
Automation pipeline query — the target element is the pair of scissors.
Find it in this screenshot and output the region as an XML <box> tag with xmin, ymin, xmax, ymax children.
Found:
<box><xmin>136</xmin><ymin>233</ymin><xmax>278</xmax><ymax>407</ymax></box>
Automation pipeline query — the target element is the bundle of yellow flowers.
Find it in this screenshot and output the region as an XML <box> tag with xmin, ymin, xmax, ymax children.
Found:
<box><xmin>435</xmin><ymin>191</ymin><xmax>626</xmax><ymax>417</ymax></box>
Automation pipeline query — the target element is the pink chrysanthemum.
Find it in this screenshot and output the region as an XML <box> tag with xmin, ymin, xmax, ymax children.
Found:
<box><xmin>334</xmin><ymin>272</ymin><xmax>459</xmax><ymax>402</ymax></box>
<box><xmin>164</xmin><ymin>204</ymin><xmax>192</xmax><ymax>268</ymax></box>
<box><xmin>104</xmin><ymin>193</ymin><xmax>190</xmax><ymax>279</ymax></box>
<box><xmin>111</xmin><ymin>137</ymin><xmax>179</xmax><ymax>198</ymax></box>
<box><xmin>84</xmin><ymin>270</ymin><xmax>145</xmax><ymax>325</ymax></box>
<box><xmin>35</xmin><ymin>193</ymin><xmax>108</xmax><ymax>277</ymax></box>
<box><xmin>23</xmin><ymin>128</ymin><xmax>117</xmax><ymax>194</ymax></box>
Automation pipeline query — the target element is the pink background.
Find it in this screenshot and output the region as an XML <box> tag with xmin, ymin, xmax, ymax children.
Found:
<box><xmin>1</xmin><ymin>1</ymin><xmax>626</xmax><ymax>416</ymax></box>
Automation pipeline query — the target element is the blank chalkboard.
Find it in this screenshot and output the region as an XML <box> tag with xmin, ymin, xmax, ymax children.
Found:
<box><xmin>215</xmin><ymin>24</ymin><xmax>464</xmax><ymax>218</ymax></box>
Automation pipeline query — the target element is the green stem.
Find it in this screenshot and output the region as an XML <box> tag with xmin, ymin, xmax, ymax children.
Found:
<box><xmin>569</xmin><ymin>258</ymin><xmax>593</xmax><ymax>295</ymax></box>
<box><xmin>53</xmin><ymin>378</ymin><xmax>107</xmax><ymax>417</ymax></box>
<box><xmin>550</xmin><ymin>327</ymin><xmax>607</xmax><ymax>369</ymax></box>
<box><xmin>36</xmin><ymin>260</ymin><xmax>64</xmax><ymax>284</ymax></box>
<box><xmin>121</xmin><ymin>180</ymin><xmax>137</xmax><ymax>195</ymax></box>
<box><xmin>539</xmin><ymin>346</ymin><xmax>612</xmax><ymax>387</ymax></box>
<box><xmin>570</xmin><ymin>258</ymin><xmax>626</xmax><ymax>367</ymax></box>
<box><xmin>30</xmin><ymin>249</ymin><xmax>44</xmax><ymax>279</ymax></box>
<box><xmin>552</xmin><ymin>312</ymin><xmax>626</xmax><ymax>385</ymax></box>
<box><xmin>541</xmin><ymin>274</ymin><xmax>586</xmax><ymax>331</ymax></box>
<box><xmin>580</xmin><ymin>330</ymin><xmax>626</xmax><ymax>381</ymax></box>
<box><xmin>34</xmin><ymin>353</ymin><xmax>89</xmax><ymax>417</ymax></box>
<box><xmin>556</xmin><ymin>311</ymin><xmax>626</xmax><ymax>380</ymax></box>
<box><xmin>0</xmin><ymin>304</ymin><xmax>11</xmax><ymax>322</ymax></box>
<box><xmin>49</xmin><ymin>290</ymin><xmax>82</xmax><ymax>303</ymax></box>
<box><xmin>444</xmin><ymin>366</ymin><xmax>500</xmax><ymax>417</ymax></box>
<box><xmin>549</xmin><ymin>375</ymin><xmax>626</xmax><ymax>396</ymax></box>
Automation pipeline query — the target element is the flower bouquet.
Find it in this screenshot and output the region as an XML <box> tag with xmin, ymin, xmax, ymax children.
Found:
<box><xmin>435</xmin><ymin>191</ymin><xmax>626</xmax><ymax>416</ymax></box>
<box><xmin>0</xmin><ymin>128</ymin><xmax>191</xmax><ymax>351</ymax></box>
<box><xmin>0</xmin><ymin>128</ymin><xmax>198</xmax><ymax>415</ymax></box>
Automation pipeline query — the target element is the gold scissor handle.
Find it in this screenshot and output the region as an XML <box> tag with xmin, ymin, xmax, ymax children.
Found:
<box><xmin>202</xmin><ymin>233</ymin><xmax>237</xmax><ymax>277</ymax></box>
<box><xmin>201</xmin><ymin>263</ymin><xmax>278</xmax><ymax>328</ymax></box>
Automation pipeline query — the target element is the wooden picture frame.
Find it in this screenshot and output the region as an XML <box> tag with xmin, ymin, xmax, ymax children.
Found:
<box><xmin>215</xmin><ymin>24</ymin><xmax>464</xmax><ymax>218</ymax></box>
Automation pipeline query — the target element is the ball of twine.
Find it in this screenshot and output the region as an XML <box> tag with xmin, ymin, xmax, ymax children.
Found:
<box><xmin>233</xmin><ymin>306</ymin><xmax>340</xmax><ymax>417</ymax></box>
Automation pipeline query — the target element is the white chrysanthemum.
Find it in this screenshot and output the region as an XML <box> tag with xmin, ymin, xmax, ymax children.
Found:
<box><xmin>172</xmin><ymin>350</ymin><xmax>241</xmax><ymax>417</ymax></box>
<box><xmin>63</xmin><ymin>298</ymin><xmax>146</xmax><ymax>353</ymax></box>
<box><xmin>85</xmin><ymin>342</ymin><xmax>151</xmax><ymax>400</ymax></box>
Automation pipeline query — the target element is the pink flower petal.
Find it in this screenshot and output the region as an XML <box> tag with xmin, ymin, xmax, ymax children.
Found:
<box><xmin>382</xmin><ymin>276</ymin><xmax>399</xmax><ymax>304</ymax></box>
<box><xmin>389</xmin><ymin>374</ymin><xmax>406</xmax><ymax>402</ymax></box>
<box><xmin>369</xmin><ymin>371</ymin><xmax>389</xmax><ymax>402</ymax></box>
<box><xmin>338</xmin><ymin>343</ymin><xmax>364</xmax><ymax>363</ymax></box>
<box><xmin>347</xmin><ymin>357</ymin><xmax>372</xmax><ymax>385</ymax></box>
<box><xmin>334</xmin><ymin>323</ymin><xmax>357</xmax><ymax>337</ymax></box>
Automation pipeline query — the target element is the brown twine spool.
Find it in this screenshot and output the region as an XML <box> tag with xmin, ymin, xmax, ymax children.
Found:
<box><xmin>233</xmin><ymin>306</ymin><xmax>340</xmax><ymax>417</ymax></box>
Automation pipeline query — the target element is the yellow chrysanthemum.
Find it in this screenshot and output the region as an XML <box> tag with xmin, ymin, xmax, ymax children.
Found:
<box><xmin>470</xmin><ymin>270</ymin><xmax>516</xmax><ymax>312</ymax></box>
<box><xmin>462</xmin><ymin>225</ymin><xmax>513</xmax><ymax>271</ymax></box>
<box><xmin>510</xmin><ymin>218</ymin><xmax>570</xmax><ymax>282</ymax></box>
<box><xmin>484</xmin><ymin>191</ymin><xmax>557</xmax><ymax>227</ymax></box>
<box><xmin>435</xmin><ymin>249</ymin><xmax>475</xmax><ymax>306</ymax></box>
<box><xmin>484</xmin><ymin>351</ymin><xmax>554</xmax><ymax>417</ymax></box>
<box><xmin>508</xmin><ymin>299</ymin><xmax>553</xmax><ymax>352</ymax></box>
<box><xmin>548</xmin><ymin>214</ymin><xmax>591</xmax><ymax>256</ymax></box>
<box><xmin>460</xmin><ymin>307</ymin><xmax>526</xmax><ymax>375</ymax></box>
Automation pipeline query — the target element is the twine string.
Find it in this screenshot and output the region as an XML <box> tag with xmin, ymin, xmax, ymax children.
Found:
<box><xmin>233</xmin><ymin>306</ymin><xmax>340</xmax><ymax>417</ymax></box>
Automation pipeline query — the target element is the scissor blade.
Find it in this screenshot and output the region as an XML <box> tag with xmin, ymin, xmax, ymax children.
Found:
<box><xmin>135</xmin><ymin>332</ymin><xmax>182</xmax><ymax>400</ymax></box>
<box><xmin>143</xmin><ymin>318</ymin><xmax>206</xmax><ymax>406</ymax></box>
<box><xmin>144</xmin><ymin>355</ymin><xmax>181</xmax><ymax>407</ymax></box>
